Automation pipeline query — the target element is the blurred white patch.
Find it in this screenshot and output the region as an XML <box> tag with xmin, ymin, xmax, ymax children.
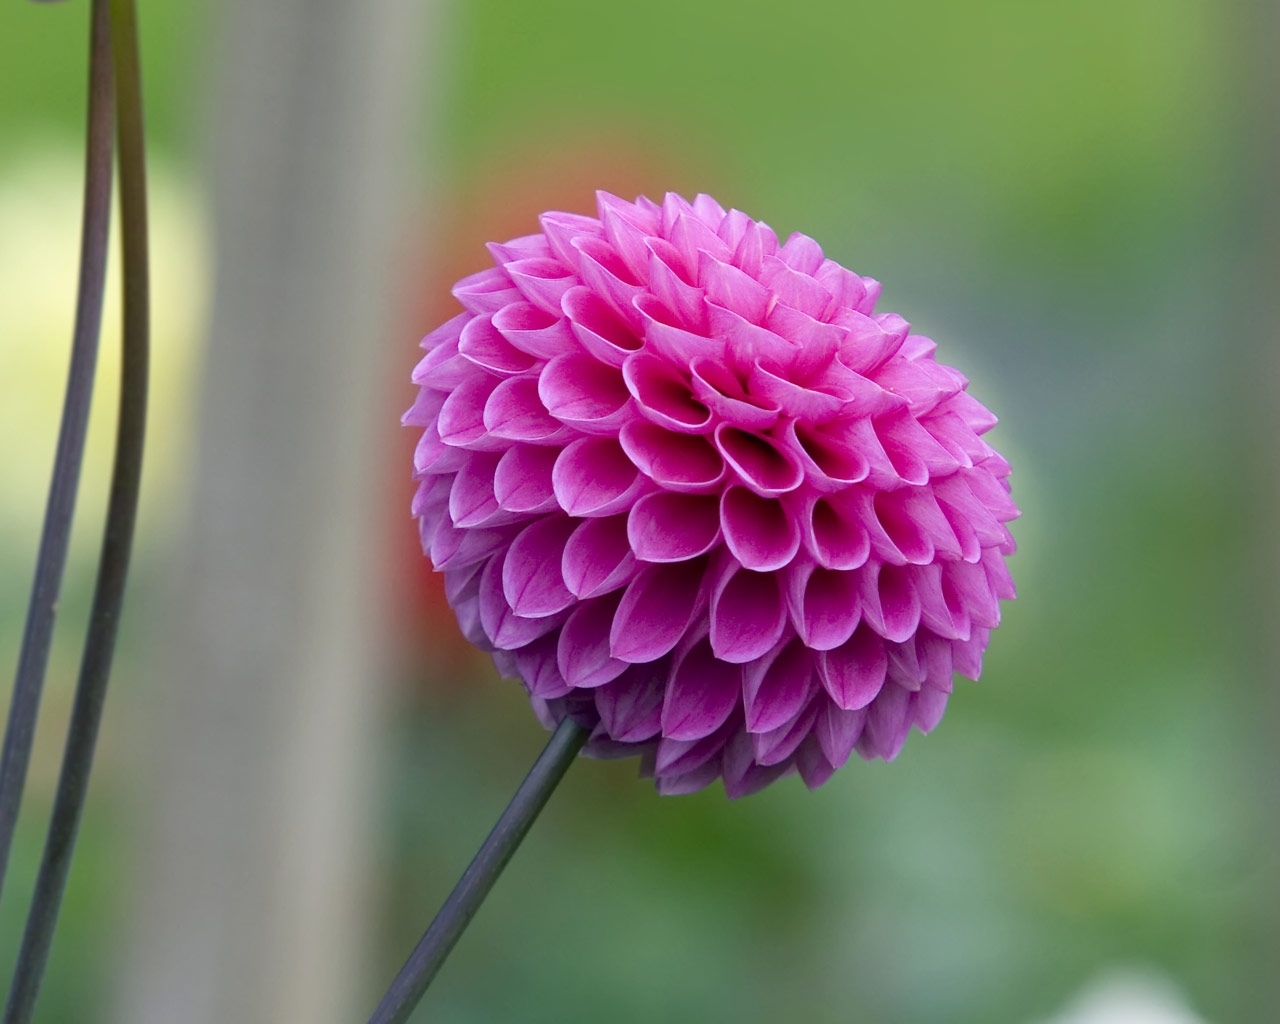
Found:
<box><xmin>1035</xmin><ymin>969</ymin><xmax>1210</xmax><ymax>1024</ymax></box>
<box><xmin>0</xmin><ymin>144</ymin><xmax>208</xmax><ymax>547</ymax></box>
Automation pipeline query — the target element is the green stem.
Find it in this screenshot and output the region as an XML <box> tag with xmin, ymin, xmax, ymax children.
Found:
<box><xmin>367</xmin><ymin>718</ymin><xmax>589</xmax><ymax>1024</ymax></box>
<box><xmin>0</xmin><ymin>0</ymin><xmax>115</xmax><ymax>905</ymax></box>
<box><xmin>2</xmin><ymin>0</ymin><xmax>149</xmax><ymax>1018</ymax></box>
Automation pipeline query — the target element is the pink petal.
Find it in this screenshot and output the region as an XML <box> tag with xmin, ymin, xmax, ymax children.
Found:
<box><xmin>404</xmin><ymin>385</ymin><xmax>446</xmax><ymax>429</ymax></box>
<box><xmin>876</xmin><ymin>410</ymin><xmax>957</xmax><ymax>482</ymax></box>
<box><xmin>513</xmin><ymin>633</ymin><xmax>572</xmax><ymax>699</ymax></box>
<box><xmin>430</xmin><ymin>520</ymin><xmax>518</xmax><ymax>572</ymax></box>
<box><xmin>934</xmin><ymin>473</ymin><xmax>1004</xmax><ymax>554</ymax></box>
<box><xmin>747</xmin><ymin>361</ymin><xmax>847</xmax><ymax>420</ymax></box>
<box><xmin>610</xmin><ymin>558</ymin><xmax>708</xmax><ymax>663</ymax></box>
<box><xmin>961</xmin><ymin>465</ymin><xmax>1020</xmax><ymax>523</ymax></box>
<box><xmin>443</xmin><ymin>559</ymin><xmax>485</xmax><ymax>607</ymax></box>
<box><xmin>662</xmin><ymin>635</ymin><xmax>742</xmax><ymax>741</ymax></box>
<box><xmin>452</xmin><ymin>267</ymin><xmax>521</xmax><ymax>315</ymax></box>
<box><xmin>654</xmin><ymin>715</ymin><xmax>736</xmax><ymax>778</ymax></box>
<box><xmin>691</xmin><ymin>192</ymin><xmax>727</xmax><ymax>229</ymax></box>
<box><xmin>917</xmin><ymin>631</ymin><xmax>955</xmax><ymax>693</ymax></box>
<box><xmin>800</xmin><ymin>494</ymin><xmax>871</xmax><ymax>571</ymax></box>
<box><xmin>722</xmin><ymin>730</ymin><xmax>792</xmax><ymax>798</ymax></box>
<box><xmin>622</xmin><ymin>353</ymin><xmax>713</xmax><ymax>433</ymax></box>
<box><xmin>759</xmin><ymin>254</ymin><xmax>834</xmax><ymax>321</ymax></box>
<box><xmin>719</xmin><ymin>486</ymin><xmax>800</xmax><ymax>571</ymax></box>
<box><xmin>911</xmin><ymin>687</ymin><xmax>949</xmax><ymax>733</ymax></box>
<box><xmin>491</xmin><ymin>302</ymin><xmax>578</xmax><ymax>360</ymax></box>
<box><xmin>785</xmin><ymin>562</ymin><xmax>861</xmax><ymax>651</ymax></box>
<box><xmin>654</xmin><ymin>760</ymin><xmax>723</xmax><ymax>796</ymax></box>
<box><xmin>707</xmin><ymin>304</ymin><xmax>798</xmax><ymax>376</ymax></box>
<box><xmin>413</xmin><ymin>420</ymin><xmax>467</xmax><ymax>476</ymax></box>
<box><xmin>558</xmin><ymin>593</ymin><xmax>629</xmax><ymax>688</ymax></box>
<box><xmin>627</xmin><ymin>491</ymin><xmax>721</xmax><ymax>563</ymax></box>
<box><xmin>412</xmin><ymin>473</ymin><xmax>452</xmax><ymax>522</ymax></box>
<box><xmin>538</xmin><ymin>352</ymin><xmax>632</xmax><ymax>433</ymax></box>
<box><xmin>412</xmin><ymin>342</ymin><xmax>469</xmax><ymax>393</ymax></box>
<box><xmin>670</xmin><ymin>209</ymin><xmax>731</xmax><ymax>266</ymax></box>
<box><xmin>814</xmin><ymin>699</ymin><xmax>868</xmax><ymax>766</ymax></box>
<box><xmin>646</xmin><ymin>241</ymin><xmax>707</xmax><ymax>332</ymax></box>
<box><xmin>777</xmin><ymin>232</ymin><xmax>824</xmax><ymax>274</ymax></box>
<box><xmin>594</xmin><ymin>659</ymin><xmax>668</xmax><ymax>742</ymax></box>
<box><xmin>828</xmin><ymin>417</ymin><xmax>899</xmax><ymax>489</ymax></box>
<box><xmin>946</xmin><ymin>390</ymin><xmax>1000</xmax><ymax>434</ymax></box>
<box><xmin>437</xmin><ymin>372</ymin><xmax>501</xmax><ymax>449</ymax></box>
<box><xmin>796</xmin><ymin>735</ymin><xmax>838</xmax><ymax>790</ymax></box>
<box><xmin>449</xmin><ymin>451</ymin><xmax>513</xmax><ymax>528</ymax></box>
<box><xmin>699</xmin><ymin>254</ymin><xmax>770</xmax><ymax>324</ymax></box>
<box><xmin>561</xmin><ymin>514</ymin><xmax>638</xmax><ymax>599</ymax></box>
<box><xmin>572</xmin><ymin>236</ymin><xmax>645</xmax><ymax>330</ymax></box>
<box><xmin>742</xmin><ymin>637</ymin><xmax>817</xmax><ymax>734</ymax></box>
<box><xmin>493</xmin><ymin>444</ymin><xmax>561</xmax><ymax>514</ymax></box>
<box><xmin>483</xmin><ymin>376</ymin><xmax>571</xmax><ymax>444</ymax></box>
<box><xmin>886</xmin><ymin>637</ymin><xmax>926</xmax><ymax>691</ymax></box>
<box><xmin>814</xmin><ymin>260</ymin><xmax>868</xmax><ymax>314</ymax></box>
<box><xmin>872</xmin><ymin>355</ymin><xmax>958</xmax><ymax>416</ymax></box>
<box><xmin>418</xmin><ymin>312</ymin><xmax>469</xmax><ymax>355</ymax></box>
<box><xmin>504</xmin><ymin>257</ymin><xmax>579</xmax><ymax>316</ymax></box>
<box><xmin>714</xmin><ymin>424</ymin><xmax>803</xmax><ymax>496</ymax></box>
<box><xmin>983</xmin><ymin>546</ymin><xmax>1017</xmax><ymax>600</ymax></box>
<box><xmin>619</xmin><ymin>419</ymin><xmax>726</xmax><ymax>493</ymax></box>
<box><xmin>834</xmin><ymin>308</ymin><xmax>907</xmax><ymax>374</ymax></box>
<box><xmin>784</xmin><ymin>419</ymin><xmax>871</xmax><ymax>492</ymax></box>
<box><xmin>709</xmin><ymin>561</ymin><xmax>787</xmax><ymax>663</ymax></box>
<box><xmin>943</xmin><ymin>559</ymin><xmax>1001</xmax><ymax>628</ymax></box>
<box><xmin>478</xmin><ymin>554</ymin><xmax>569</xmax><ymax>650</ymax></box>
<box><xmin>458</xmin><ymin>314</ymin><xmax>540</xmax><ymax>376</ymax></box>
<box><xmin>752</xmin><ymin>694</ymin><xmax>821</xmax><ymax>766</ymax></box>
<box><xmin>538</xmin><ymin>210</ymin><xmax>602</xmax><ymax>270</ymax></box>
<box><xmin>501</xmin><ymin>516</ymin><xmax>578</xmax><ymax>617</ymax></box>
<box><xmin>689</xmin><ymin>357</ymin><xmax>780</xmax><ymax>430</ymax></box>
<box><xmin>598</xmin><ymin>190</ymin><xmax>660</xmax><ymax>233</ymax></box>
<box><xmin>634</xmin><ymin>292</ymin><xmax>725</xmax><ymax>364</ymax></box>
<box><xmin>486</xmin><ymin>234</ymin><xmax>552</xmax><ymax>264</ymax></box>
<box><xmin>597</xmin><ymin>193</ymin><xmax>655</xmax><ymax>282</ymax></box>
<box><xmin>952</xmin><ymin>627</ymin><xmax>990</xmax><ymax>680</ymax></box>
<box><xmin>858</xmin><ymin>562</ymin><xmax>922</xmax><ymax>643</ymax></box>
<box><xmin>872</xmin><ymin>490</ymin><xmax>935</xmax><ymax>565</ymax></box>
<box><xmin>920</xmin><ymin>410</ymin><xmax>982</xmax><ymax>469</ymax></box>
<box><xmin>859</xmin><ymin>683</ymin><xmax>911</xmax><ymax>761</ymax></box>
<box><xmin>818</xmin><ymin>624</ymin><xmax>888</xmax><ymax>710</ymax></box>
<box><xmin>562</xmin><ymin>285</ymin><xmax>644</xmax><ymax>366</ymax></box>
<box><xmin>553</xmin><ymin>436</ymin><xmax>648</xmax><ymax>517</ymax></box>
<box><xmin>717</xmin><ymin>209</ymin><xmax>750</xmax><ymax>250</ymax></box>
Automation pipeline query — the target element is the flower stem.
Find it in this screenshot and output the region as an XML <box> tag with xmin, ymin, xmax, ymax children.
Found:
<box><xmin>367</xmin><ymin>717</ymin><xmax>589</xmax><ymax>1024</ymax></box>
<box><xmin>1</xmin><ymin>0</ymin><xmax>149</xmax><ymax>1018</ymax></box>
<box><xmin>0</xmin><ymin>0</ymin><xmax>114</xmax><ymax>903</ymax></box>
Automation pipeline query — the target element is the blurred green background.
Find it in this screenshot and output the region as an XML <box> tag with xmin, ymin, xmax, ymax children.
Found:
<box><xmin>0</xmin><ymin>0</ymin><xmax>1272</xmax><ymax>1021</ymax></box>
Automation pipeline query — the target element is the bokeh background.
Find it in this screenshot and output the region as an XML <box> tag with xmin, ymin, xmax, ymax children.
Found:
<box><xmin>1</xmin><ymin>1</ymin><xmax>1276</xmax><ymax>1022</ymax></box>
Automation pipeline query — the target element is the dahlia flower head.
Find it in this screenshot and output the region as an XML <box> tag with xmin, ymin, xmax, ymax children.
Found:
<box><xmin>406</xmin><ymin>191</ymin><xmax>1018</xmax><ymax>797</ymax></box>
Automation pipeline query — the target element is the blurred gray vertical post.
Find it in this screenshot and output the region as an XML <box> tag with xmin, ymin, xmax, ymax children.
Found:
<box><xmin>119</xmin><ymin>2</ymin><xmax>438</xmax><ymax>1022</ymax></box>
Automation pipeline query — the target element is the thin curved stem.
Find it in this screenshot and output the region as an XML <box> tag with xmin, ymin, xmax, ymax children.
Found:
<box><xmin>2</xmin><ymin>0</ymin><xmax>149</xmax><ymax>1018</ymax></box>
<box><xmin>0</xmin><ymin>0</ymin><xmax>115</xmax><ymax>903</ymax></box>
<box><xmin>367</xmin><ymin>717</ymin><xmax>589</xmax><ymax>1024</ymax></box>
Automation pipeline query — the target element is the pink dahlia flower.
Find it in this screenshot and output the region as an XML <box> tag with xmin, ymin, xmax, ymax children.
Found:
<box><xmin>405</xmin><ymin>191</ymin><xmax>1018</xmax><ymax>797</ymax></box>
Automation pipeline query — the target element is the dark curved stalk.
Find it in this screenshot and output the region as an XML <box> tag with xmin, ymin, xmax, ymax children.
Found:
<box><xmin>0</xmin><ymin>0</ymin><xmax>115</xmax><ymax>903</ymax></box>
<box><xmin>367</xmin><ymin>717</ymin><xmax>589</xmax><ymax>1024</ymax></box>
<box><xmin>2</xmin><ymin>0</ymin><xmax>149</xmax><ymax>1018</ymax></box>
